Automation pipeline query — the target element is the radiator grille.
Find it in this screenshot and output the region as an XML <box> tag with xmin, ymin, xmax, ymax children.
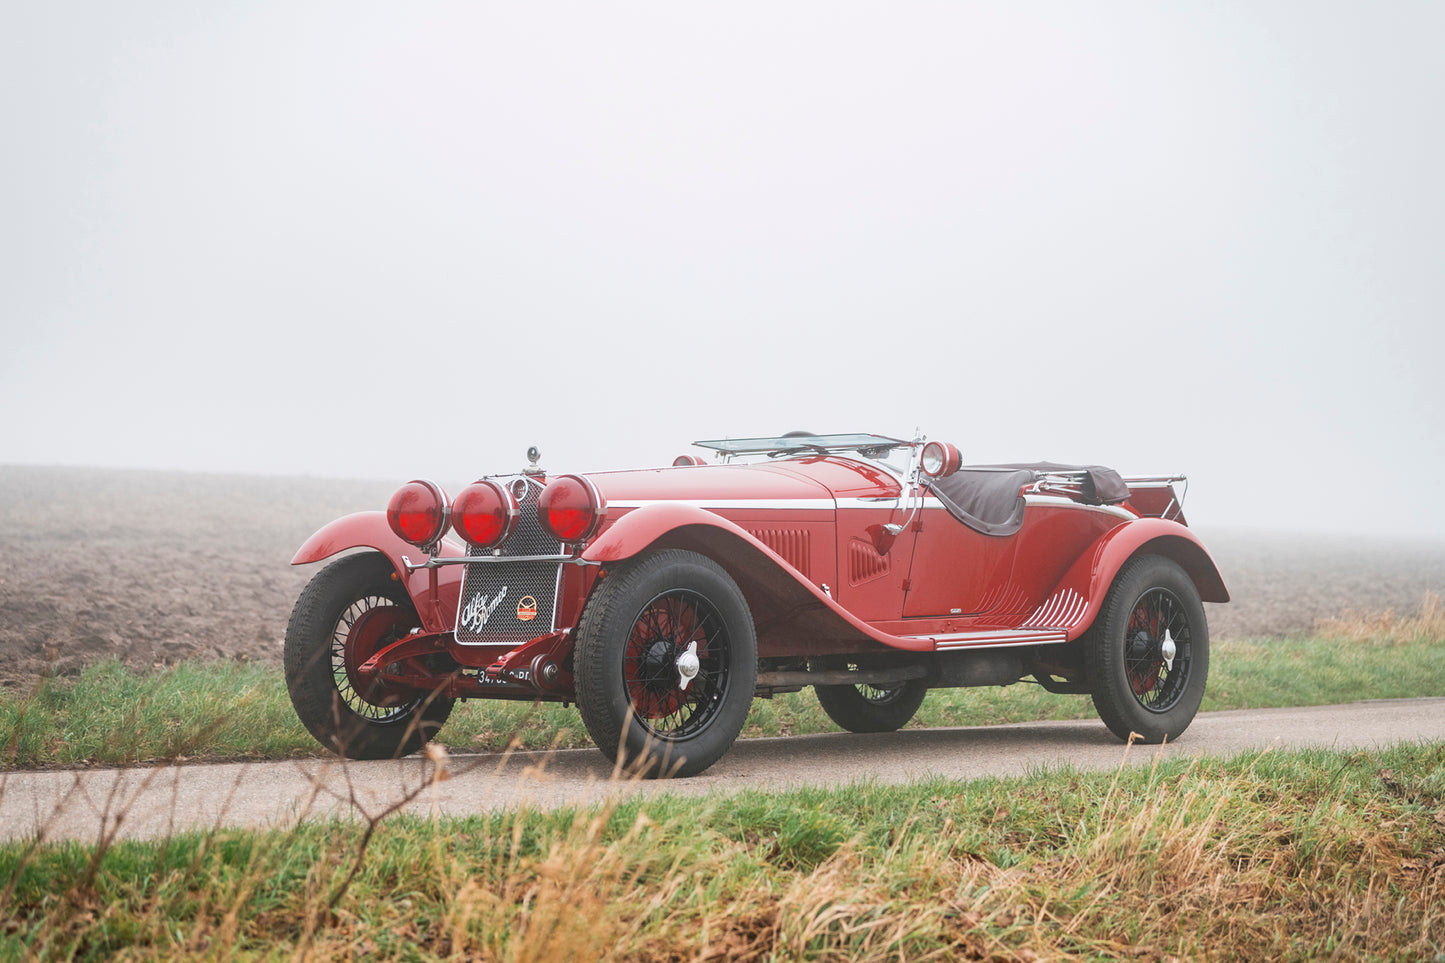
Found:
<box><xmin>454</xmin><ymin>475</ymin><xmax>565</xmax><ymax>647</ymax></box>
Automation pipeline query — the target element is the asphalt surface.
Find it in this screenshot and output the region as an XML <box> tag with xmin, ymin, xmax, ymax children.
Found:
<box><xmin>4</xmin><ymin>698</ymin><xmax>1444</xmax><ymax>844</ymax></box>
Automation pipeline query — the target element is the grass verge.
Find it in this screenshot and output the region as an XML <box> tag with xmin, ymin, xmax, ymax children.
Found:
<box><xmin>3</xmin><ymin>741</ymin><xmax>1443</xmax><ymax>960</ymax></box>
<box><xmin>4</xmin><ymin>596</ymin><xmax>1444</xmax><ymax>769</ymax></box>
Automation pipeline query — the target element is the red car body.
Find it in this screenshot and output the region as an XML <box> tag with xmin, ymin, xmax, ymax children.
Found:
<box><xmin>285</xmin><ymin>434</ymin><xmax>1227</xmax><ymax>776</ymax></box>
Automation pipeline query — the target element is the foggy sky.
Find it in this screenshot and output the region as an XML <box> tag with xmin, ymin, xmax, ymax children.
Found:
<box><xmin>3</xmin><ymin>2</ymin><xmax>1442</xmax><ymax>538</ymax></box>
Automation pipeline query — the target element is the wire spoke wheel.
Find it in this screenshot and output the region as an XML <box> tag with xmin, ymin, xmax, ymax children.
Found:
<box><xmin>332</xmin><ymin>596</ymin><xmax>421</xmax><ymax>721</ymax></box>
<box><xmin>815</xmin><ymin>663</ymin><xmax>927</xmax><ymax>734</ymax></box>
<box><xmin>575</xmin><ymin>550</ymin><xmax>757</xmax><ymax>778</ymax></box>
<box><xmin>856</xmin><ymin>682</ymin><xmax>907</xmax><ymax>705</ymax></box>
<box><xmin>623</xmin><ymin>590</ymin><xmax>729</xmax><ymax>740</ymax></box>
<box><xmin>1123</xmin><ymin>587</ymin><xmax>1191</xmax><ymax>713</ymax></box>
<box><xmin>285</xmin><ymin>552</ymin><xmax>453</xmax><ymax>759</ymax></box>
<box><xmin>1088</xmin><ymin>555</ymin><xmax>1209</xmax><ymax>744</ymax></box>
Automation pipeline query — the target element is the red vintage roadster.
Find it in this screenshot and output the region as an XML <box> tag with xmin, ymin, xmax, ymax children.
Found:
<box><xmin>285</xmin><ymin>433</ymin><xmax>1227</xmax><ymax>776</ymax></box>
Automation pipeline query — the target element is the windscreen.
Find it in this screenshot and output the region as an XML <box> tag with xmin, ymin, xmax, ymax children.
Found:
<box><xmin>691</xmin><ymin>433</ymin><xmax>906</xmax><ymax>456</ymax></box>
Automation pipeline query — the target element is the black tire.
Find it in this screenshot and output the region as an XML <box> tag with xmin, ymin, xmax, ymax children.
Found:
<box><xmin>815</xmin><ymin>678</ymin><xmax>928</xmax><ymax>733</ymax></box>
<box><xmin>284</xmin><ymin>552</ymin><xmax>453</xmax><ymax>759</ymax></box>
<box><xmin>574</xmin><ymin>550</ymin><xmax>757</xmax><ymax>778</ymax></box>
<box><xmin>1087</xmin><ymin>555</ymin><xmax>1209</xmax><ymax>744</ymax></box>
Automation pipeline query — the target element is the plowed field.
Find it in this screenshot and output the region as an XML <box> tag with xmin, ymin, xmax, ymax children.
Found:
<box><xmin>3</xmin><ymin>465</ymin><xmax>1442</xmax><ymax>689</ymax></box>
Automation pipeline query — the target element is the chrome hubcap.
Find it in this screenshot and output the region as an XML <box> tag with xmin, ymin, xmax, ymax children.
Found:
<box><xmin>676</xmin><ymin>640</ymin><xmax>700</xmax><ymax>690</ymax></box>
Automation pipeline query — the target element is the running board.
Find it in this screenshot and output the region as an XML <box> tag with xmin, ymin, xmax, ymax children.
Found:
<box><xmin>910</xmin><ymin>629</ymin><xmax>1068</xmax><ymax>651</ymax></box>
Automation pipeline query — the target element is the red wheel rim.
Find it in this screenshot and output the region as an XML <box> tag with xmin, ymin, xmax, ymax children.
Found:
<box><xmin>339</xmin><ymin>602</ymin><xmax>419</xmax><ymax>712</ymax></box>
<box><xmin>621</xmin><ymin>589</ymin><xmax>731</xmax><ymax>739</ymax></box>
<box><xmin>1123</xmin><ymin>587</ymin><xmax>1191</xmax><ymax>713</ymax></box>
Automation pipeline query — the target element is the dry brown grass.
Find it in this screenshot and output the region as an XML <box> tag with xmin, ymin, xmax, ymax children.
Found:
<box><xmin>5</xmin><ymin>741</ymin><xmax>1445</xmax><ymax>961</ymax></box>
<box><xmin>1315</xmin><ymin>591</ymin><xmax>1445</xmax><ymax>645</ymax></box>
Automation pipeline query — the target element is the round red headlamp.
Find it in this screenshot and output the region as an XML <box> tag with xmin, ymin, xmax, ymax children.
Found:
<box><xmin>386</xmin><ymin>479</ymin><xmax>450</xmax><ymax>547</ymax></box>
<box><xmin>537</xmin><ymin>473</ymin><xmax>607</xmax><ymax>543</ymax></box>
<box><xmin>450</xmin><ymin>479</ymin><xmax>519</xmax><ymax>549</ymax></box>
<box><xmin>672</xmin><ymin>454</ymin><xmax>706</xmax><ymax>467</ymax></box>
<box><xmin>920</xmin><ymin>441</ymin><xmax>962</xmax><ymax>479</ymax></box>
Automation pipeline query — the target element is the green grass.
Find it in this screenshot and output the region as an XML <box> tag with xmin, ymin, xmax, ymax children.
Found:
<box><xmin>5</xmin><ymin>619</ymin><xmax>1445</xmax><ymax>770</ymax></box>
<box><xmin>4</xmin><ymin>742</ymin><xmax>1443</xmax><ymax>960</ymax></box>
<box><xmin>4</xmin><ymin>602</ymin><xmax>1443</xmax><ymax>959</ymax></box>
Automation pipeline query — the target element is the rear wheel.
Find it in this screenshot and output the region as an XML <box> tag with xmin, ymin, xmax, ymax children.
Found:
<box><xmin>574</xmin><ymin>550</ymin><xmax>757</xmax><ymax>778</ymax></box>
<box><xmin>284</xmin><ymin>552</ymin><xmax>453</xmax><ymax>759</ymax></box>
<box><xmin>815</xmin><ymin>678</ymin><xmax>927</xmax><ymax>733</ymax></box>
<box><xmin>1087</xmin><ymin>555</ymin><xmax>1208</xmax><ymax>743</ymax></box>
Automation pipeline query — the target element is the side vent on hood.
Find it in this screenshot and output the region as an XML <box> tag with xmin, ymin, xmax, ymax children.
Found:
<box><xmin>747</xmin><ymin>528</ymin><xmax>811</xmax><ymax>577</ymax></box>
<box><xmin>849</xmin><ymin>538</ymin><xmax>890</xmax><ymax>585</ymax></box>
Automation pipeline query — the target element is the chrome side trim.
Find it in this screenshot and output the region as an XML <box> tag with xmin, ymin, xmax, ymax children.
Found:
<box><xmin>606</xmin><ymin>498</ymin><xmax>837</xmax><ymax>511</ymax></box>
<box><xmin>1021</xmin><ymin>589</ymin><xmax>1088</xmax><ymax>629</ymax></box>
<box><xmin>605</xmin><ymin>489</ymin><xmax>1136</xmax><ymax>518</ymax></box>
<box><xmin>918</xmin><ymin>629</ymin><xmax>1069</xmax><ymax>650</ymax></box>
<box><xmin>842</xmin><ymin>495</ymin><xmax>1131</xmax><ymax>519</ymax></box>
<box><xmin>835</xmin><ymin>496</ymin><xmax>902</xmax><ymax>510</ymax></box>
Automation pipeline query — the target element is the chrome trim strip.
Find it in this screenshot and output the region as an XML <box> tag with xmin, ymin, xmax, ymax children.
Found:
<box><xmin>600</xmin><ymin>492</ymin><xmax>1141</xmax><ymax>517</ymax></box>
<box><xmin>925</xmin><ymin>630</ymin><xmax>1062</xmax><ymax>642</ymax></box>
<box><xmin>840</xmin><ymin>494</ymin><xmax>1134</xmax><ymax>520</ymax></box>
<box><xmin>550</xmin><ymin>555</ymin><xmax>564</xmax><ymax>633</ymax></box>
<box><xmin>598</xmin><ymin>492</ymin><xmax>1132</xmax><ymax>521</ymax></box>
<box><xmin>1022</xmin><ymin>589</ymin><xmax>1088</xmax><ymax>629</ymax></box>
<box><xmin>835</xmin><ymin>496</ymin><xmax>902</xmax><ymax>510</ymax></box>
<box><xmin>916</xmin><ymin>629</ymin><xmax>1069</xmax><ymax>649</ymax></box>
<box><xmin>845</xmin><ymin>497</ymin><xmax>996</xmax><ymax>511</ymax></box>
<box><xmin>572</xmin><ymin>472</ymin><xmax>609</xmax><ymax>540</ymax></box>
<box><xmin>933</xmin><ymin>636</ymin><xmax>1066</xmax><ymax>649</ymax></box>
<box><xmin>401</xmin><ymin>553</ymin><xmax>599</xmax><ymax>573</ymax></box>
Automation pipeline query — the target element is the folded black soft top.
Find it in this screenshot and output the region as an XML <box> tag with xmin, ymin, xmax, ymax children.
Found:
<box><xmin>926</xmin><ymin>463</ymin><xmax>1130</xmax><ymax>537</ymax></box>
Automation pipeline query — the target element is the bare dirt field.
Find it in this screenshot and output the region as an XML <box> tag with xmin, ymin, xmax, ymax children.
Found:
<box><xmin>3</xmin><ymin>464</ymin><xmax>1444</xmax><ymax>690</ymax></box>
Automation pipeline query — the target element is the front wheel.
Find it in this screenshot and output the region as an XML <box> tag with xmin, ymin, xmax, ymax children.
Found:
<box><xmin>815</xmin><ymin>678</ymin><xmax>927</xmax><ymax>733</ymax></box>
<box><xmin>574</xmin><ymin>550</ymin><xmax>757</xmax><ymax>778</ymax></box>
<box><xmin>1087</xmin><ymin>555</ymin><xmax>1209</xmax><ymax>744</ymax></box>
<box><xmin>284</xmin><ymin>552</ymin><xmax>453</xmax><ymax>759</ymax></box>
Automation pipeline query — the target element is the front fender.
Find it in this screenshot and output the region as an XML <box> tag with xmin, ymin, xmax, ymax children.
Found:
<box><xmin>582</xmin><ymin>503</ymin><xmax>933</xmax><ymax>654</ymax></box>
<box><xmin>291</xmin><ymin>511</ymin><xmax>466</xmax><ymax>633</ymax></box>
<box><xmin>581</xmin><ymin>503</ymin><xmax>754</xmax><ymax>563</ymax></box>
<box><xmin>1051</xmin><ymin>518</ymin><xmax>1229</xmax><ymax>641</ymax></box>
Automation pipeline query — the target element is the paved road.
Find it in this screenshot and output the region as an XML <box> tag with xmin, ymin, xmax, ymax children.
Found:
<box><xmin>4</xmin><ymin>699</ymin><xmax>1444</xmax><ymax>844</ymax></box>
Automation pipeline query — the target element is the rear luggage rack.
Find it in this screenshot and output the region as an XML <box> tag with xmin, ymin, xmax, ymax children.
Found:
<box><xmin>1119</xmin><ymin>474</ymin><xmax>1189</xmax><ymax>522</ymax></box>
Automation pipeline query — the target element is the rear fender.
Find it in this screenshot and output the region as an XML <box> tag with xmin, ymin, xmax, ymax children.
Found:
<box><xmin>291</xmin><ymin>511</ymin><xmax>466</xmax><ymax>633</ymax></box>
<box><xmin>1049</xmin><ymin>518</ymin><xmax>1229</xmax><ymax>642</ymax></box>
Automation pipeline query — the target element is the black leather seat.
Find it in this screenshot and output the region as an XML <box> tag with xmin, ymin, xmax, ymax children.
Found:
<box><xmin>926</xmin><ymin>463</ymin><xmax>1129</xmax><ymax>536</ymax></box>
